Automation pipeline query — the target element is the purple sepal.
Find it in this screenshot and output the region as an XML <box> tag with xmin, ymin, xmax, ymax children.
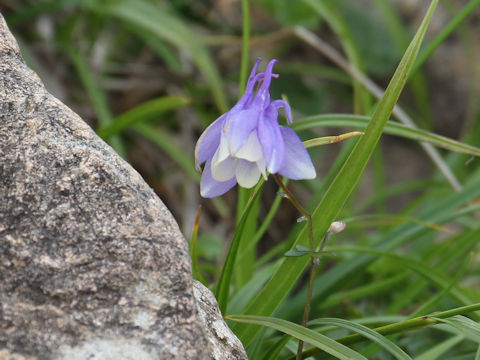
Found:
<box><xmin>200</xmin><ymin>159</ymin><xmax>237</xmax><ymax>198</ymax></box>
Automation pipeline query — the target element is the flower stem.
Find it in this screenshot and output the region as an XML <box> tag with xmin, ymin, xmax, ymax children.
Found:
<box><xmin>273</xmin><ymin>174</ymin><xmax>317</xmax><ymax>360</ymax></box>
<box><xmin>238</xmin><ymin>0</ymin><xmax>250</xmax><ymax>93</ymax></box>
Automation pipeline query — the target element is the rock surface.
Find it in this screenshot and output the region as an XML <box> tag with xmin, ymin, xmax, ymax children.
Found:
<box><xmin>0</xmin><ymin>13</ymin><xmax>246</xmax><ymax>360</ymax></box>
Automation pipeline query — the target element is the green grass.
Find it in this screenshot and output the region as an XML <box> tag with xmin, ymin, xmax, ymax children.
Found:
<box><xmin>7</xmin><ymin>0</ymin><xmax>480</xmax><ymax>358</ymax></box>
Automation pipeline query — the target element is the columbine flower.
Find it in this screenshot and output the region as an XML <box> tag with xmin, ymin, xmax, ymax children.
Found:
<box><xmin>194</xmin><ymin>58</ymin><xmax>316</xmax><ymax>198</ymax></box>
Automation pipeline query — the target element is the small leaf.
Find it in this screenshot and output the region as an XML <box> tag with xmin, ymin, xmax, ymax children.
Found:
<box><xmin>215</xmin><ymin>180</ymin><xmax>265</xmax><ymax>314</ymax></box>
<box><xmin>293</xmin><ymin>114</ymin><xmax>480</xmax><ymax>157</ymax></box>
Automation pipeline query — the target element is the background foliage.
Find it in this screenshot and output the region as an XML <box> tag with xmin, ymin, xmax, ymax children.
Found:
<box><xmin>2</xmin><ymin>0</ymin><xmax>480</xmax><ymax>358</ymax></box>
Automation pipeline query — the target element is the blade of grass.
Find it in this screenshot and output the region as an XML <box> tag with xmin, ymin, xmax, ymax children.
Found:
<box><xmin>372</xmin><ymin>145</ymin><xmax>387</xmax><ymax>213</ymax></box>
<box><xmin>237</xmin><ymin>179</ymin><xmax>288</xmax><ymax>266</ymax></box>
<box><xmin>410</xmin><ymin>252</ymin><xmax>473</xmax><ymax>318</ymax></box>
<box><xmin>323</xmin><ymin>245</ymin><xmax>478</xmax><ymax>309</ymax></box>
<box><xmin>352</xmin><ymin>179</ymin><xmax>433</xmax><ymax>214</ymax></box>
<box><xmin>293</xmin><ymin>114</ymin><xmax>480</xmax><ymax>157</ymax></box>
<box><xmin>238</xmin><ymin>0</ymin><xmax>250</xmax><ymax>93</ymax></box>
<box><xmin>344</xmin><ymin>213</ymin><xmax>453</xmax><ymax>233</ymax></box>
<box><xmin>189</xmin><ymin>205</ymin><xmax>206</xmax><ymax>285</ymax></box>
<box><xmin>415</xmin><ymin>335</ymin><xmax>464</xmax><ymax>360</ymax></box>
<box><xmin>372</xmin><ymin>0</ymin><xmax>432</xmax><ymax>127</ymax></box>
<box><xmin>234</xmin><ymin>0</ymin><xmax>439</xmax><ymax>346</ymax></box>
<box><xmin>283</xmin><ymin>188</ymin><xmax>480</xmax><ymax>323</ymax></box>
<box><xmin>317</xmin><ymin>273</ymin><xmax>408</xmax><ymax>311</ymax></box>
<box><xmin>433</xmin><ymin>316</ymin><xmax>480</xmax><ymax>343</ymax></box>
<box><xmin>300</xmin><ymin>303</ymin><xmax>480</xmax><ymax>359</ymax></box>
<box><xmin>263</xmin><ymin>335</ymin><xmax>291</xmax><ymax>360</ymax></box>
<box><xmin>233</xmin><ymin>0</ymin><xmax>259</xmax><ymax>290</ymax></box>
<box><xmin>97</xmin><ymin>96</ymin><xmax>190</xmax><ymax>140</ymax></box>
<box><xmin>234</xmin><ymin>192</ymin><xmax>260</xmax><ymax>288</ymax></box>
<box><xmin>227</xmin><ymin>315</ymin><xmax>368</xmax><ymax>360</ymax></box>
<box><xmin>386</xmin><ymin>228</ymin><xmax>479</xmax><ymax>315</ymax></box>
<box><xmin>228</xmin><ymin>262</ymin><xmax>280</xmax><ymax>315</ymax></box>
<box><xmin>215</xmin><ymin>180</ymin><xmax>265</xmax><ymax>314</ymax></box>
<box><xmin>308</xmin><ymin>318</ymin><xmax>412</xmax><ymax>360</ymax></box>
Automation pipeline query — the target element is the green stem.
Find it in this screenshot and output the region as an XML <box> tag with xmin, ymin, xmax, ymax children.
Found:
<box><xmin>238</xmin><ymin>0</ymin><xmax>250</xmax><ymax>94</ymax></box>
<box><xmin>273</xmin><ymin>174</ymin><xmax>315</xmax><ymax>360</ymax></box>
<box><xmin>235</xmin><ymin>0</ymin><xmax>251</xmax><ymax>226</ymax></box>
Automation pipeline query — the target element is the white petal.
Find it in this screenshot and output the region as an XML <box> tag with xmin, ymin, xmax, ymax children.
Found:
<box><xmin>214</xmin><ymin>133</ymin><xmax>230</xmax><ymax>164</ymax></box>
<box><xmin>235</xmin><ymin>160</ymin><xmax>261</xmax><ymax>188</ymax></box>
<box><xmin>256</xmin><ymin>156</ymin><xmax>268</xmax><ymax>180</ymax></box>
<box><xmin>211</xmin><ymin>154</ymin><xmax>236</xmax><ymax>182</ymax></box>
<box><xmin>234</xmin><ymin>131</ymin><xmax>263</xmax><ymax>162</ymax></box>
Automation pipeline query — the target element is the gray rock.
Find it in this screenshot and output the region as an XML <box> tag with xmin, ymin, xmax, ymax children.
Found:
<box><xmin>0</xmin><ymin>13</ymin><xmax>246</xmax><ymax>360</ymax></box>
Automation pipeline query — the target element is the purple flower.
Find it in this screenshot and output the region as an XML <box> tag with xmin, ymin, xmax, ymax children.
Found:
<box><xmin>195</xmin><ymin>58</ymin><xmax>316</xmax><ymax>198</ymax></box>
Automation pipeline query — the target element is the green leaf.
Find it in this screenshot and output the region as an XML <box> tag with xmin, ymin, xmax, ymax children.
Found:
<box><xmin>215</xmin><ymin>180</ymin><xmax>265</xmax><ymax>314</ymax></box>
<box><xmin>433</xmin><ymin>316</ymin><xmax>480</xmax><ymax>344</ymax></box>
<box><xmin>293</xmin><ymin>114</ymin><xmax>480</xmax><ymax>157</ymax></box>
<box><xmin>227</xmin><ymin>315</ymin><xmax>368</xmax><ymax>360</ymax></box>
<box><xmin>97</xmin><ymin>96</ymin><xmax>190</xmax><ymax>139</ymax></box>
<box><xmin>234</xmin><ymin>0</ymin><xmax>439</xmax><ymax>346</ymax></box>
<box><xmin>309</xmin><ymin>318</ymin><xmax>412</xmax><ymax>360</ymax></box>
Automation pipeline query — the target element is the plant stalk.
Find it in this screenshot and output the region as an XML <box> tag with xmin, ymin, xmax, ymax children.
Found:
<box><xmin>274</xmin><ymin>174</ymin><xmax>317</xmax><ymax>360</ymax></box>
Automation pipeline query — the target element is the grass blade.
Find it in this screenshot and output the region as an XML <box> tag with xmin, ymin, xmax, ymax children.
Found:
<box><xmin>215</xmin><ymin>180</ymin><xmax>265</xmax><ymax>314</ymax></box>
<box><xmin>433</xmin><ymin>316</ymin><xmax>480</xmax><ymax>343</ymax></box>
<box><xmin>309</xmin><ymin>318</ymin><xmax>412</xmax><ymax>360</ymax></box>
<box><xmin>324</xmin><ymin>245</ymin><xmax>478</xmax><ymax>309</ymax></box>
<box><xmin>293</xmin><ymin>114</ymin><xmax>480</xmax><ymax>157</ymax></box>
<box><xmin>415</xmin><ymin>335</ymin><xmax>464</xmax><ymax>360</ymax></box>
<box><xmin>300</xmin><ymin>303</ymin><xmax>480</xmax><ymax>359</ymax></box>
<box><xmin>233</xmin><ymin>0</ymin><xmax>439</xmax><ymax>346</ymax></box>
<box><xmin>227</xmin><ymin>315</ymin><xmax>368</xmax><ymax>360</ymax></box>
<box><xmin>97</xmin><ymin>96</ymin><xmax>190</xmax><ymax>140</ymax></box>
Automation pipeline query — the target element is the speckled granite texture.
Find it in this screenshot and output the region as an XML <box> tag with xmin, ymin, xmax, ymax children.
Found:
<box><xmin>0</xmin><ymin>12</ymin><xmax>246</xmax><ymax>360</ymax></box>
